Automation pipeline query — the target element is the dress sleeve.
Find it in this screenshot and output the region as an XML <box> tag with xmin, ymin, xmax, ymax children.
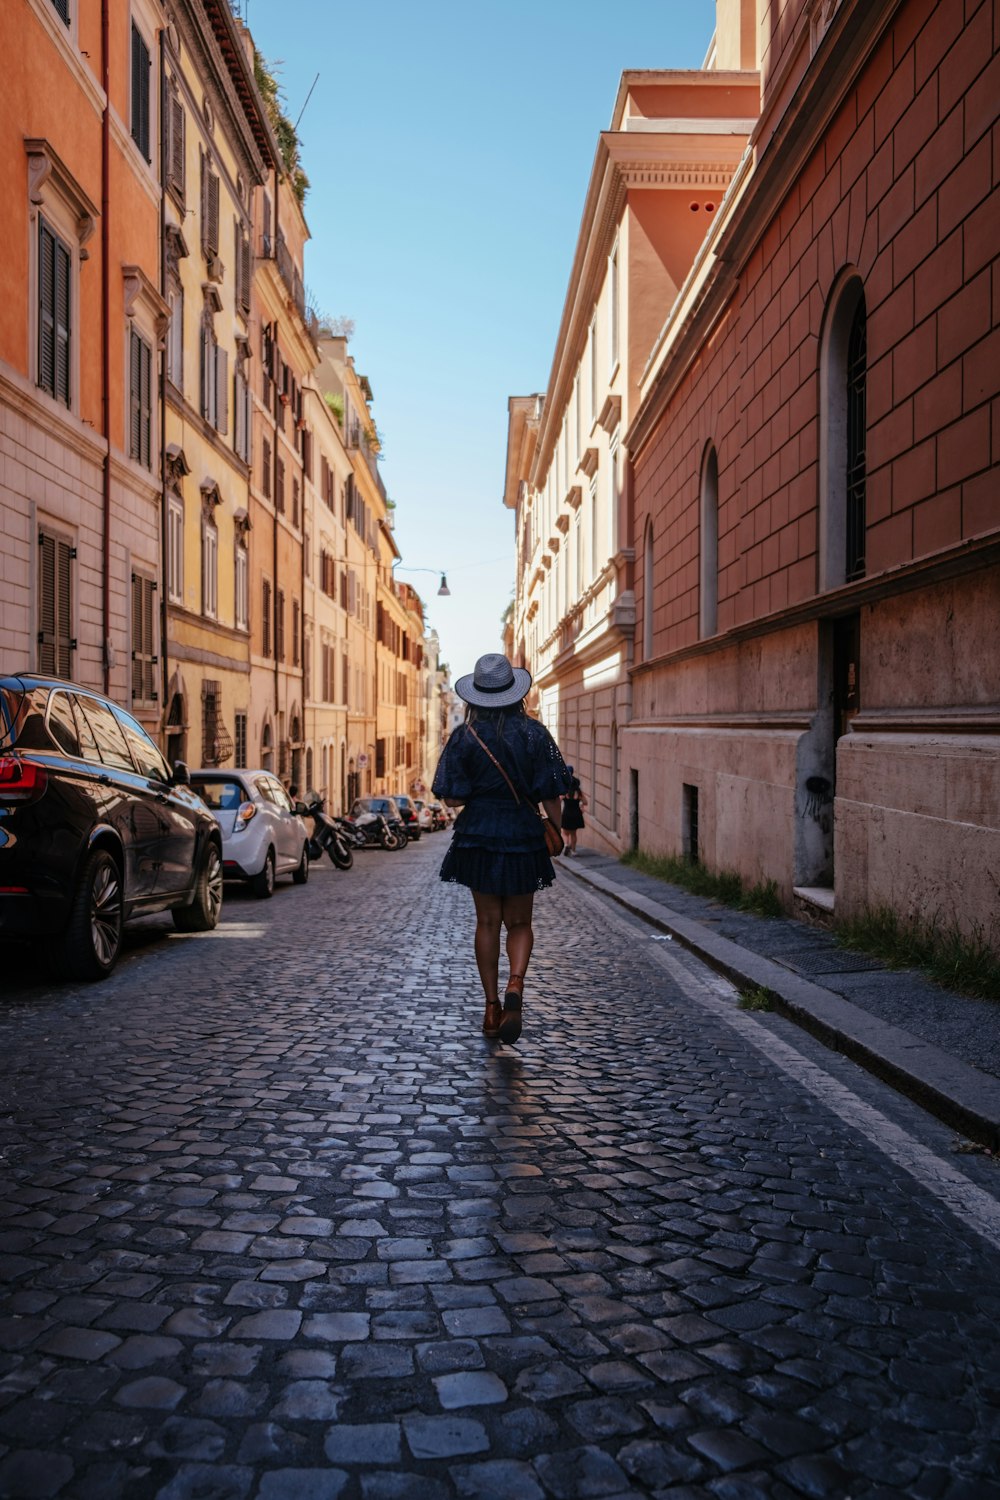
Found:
<box><xmin>432</xmin><ymin>726</ymin><xmax>473</xmax><ymax>801</ymax></box>
<box><xmin>527</xmin><ymin>723</ymin><xmax>573</xmax><ymax>803</ymax></box>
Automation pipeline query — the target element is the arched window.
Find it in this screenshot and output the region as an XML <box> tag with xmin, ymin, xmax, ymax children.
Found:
<box><xmin>700</xmin><ymin>443</ymin><xmax>719</xmax><ymax>637</ymax></box>
<box><xmin>643</xmin><ymin>519</ymin><xmax>654</xmax><ymax>659</ymax></box>
<box><xmin>819</xmin><ymin>272</ymin><xmax>867</xmax><ymax>589</ymax></box>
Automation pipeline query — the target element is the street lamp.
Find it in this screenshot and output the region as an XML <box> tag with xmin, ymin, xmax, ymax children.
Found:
<box><xmin>393</xmin><ymin>563</ymin><xmax>450</xmax><ymax>596</ymax></box>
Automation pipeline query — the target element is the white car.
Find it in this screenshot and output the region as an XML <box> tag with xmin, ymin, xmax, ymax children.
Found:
<box><xmin>190</xmin><ymin>770</ymin><xmax>309</xmax><ymax>898</ymax></box>
<box><xmin>412</xmin><ymin>799</ymin><xmax>434</xmax><ymax>832</ymax></box>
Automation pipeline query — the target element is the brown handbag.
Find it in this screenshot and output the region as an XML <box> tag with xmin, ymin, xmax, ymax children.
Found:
<box><xmin>465</xmin><ymin>724</ymin><xmax>564</xmax><ymax>857</ymax></box>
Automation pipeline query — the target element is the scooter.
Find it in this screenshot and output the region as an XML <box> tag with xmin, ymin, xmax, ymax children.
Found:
<box><xmin>300</xmin><ymin>795</ymin><xmax>354</xmax><ymax>870</ymax></box>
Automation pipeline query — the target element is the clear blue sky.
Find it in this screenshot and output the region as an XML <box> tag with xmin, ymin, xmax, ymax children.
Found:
<box><xmin>243</xmin><ymin>0</ymin><xmax>717</xmax><ymax>679</ymax></box>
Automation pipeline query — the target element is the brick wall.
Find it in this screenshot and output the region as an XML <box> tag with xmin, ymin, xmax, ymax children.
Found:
<box><xmin>634</xmin><ymin>0</ymin><xmax>999</xmax><ymax>668</ymax></box>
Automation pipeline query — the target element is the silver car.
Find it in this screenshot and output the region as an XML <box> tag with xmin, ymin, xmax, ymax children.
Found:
<box><xmin>190</xmin><ymin>770</ymin><xmax>309</xmax><ymax>898</ymax></box>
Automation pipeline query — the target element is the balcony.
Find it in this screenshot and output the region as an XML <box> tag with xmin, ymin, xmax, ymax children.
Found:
<box><xmin>275</xmin><ymin>233</ymin><xmax>306</xmax><ymax>321</ymax></box>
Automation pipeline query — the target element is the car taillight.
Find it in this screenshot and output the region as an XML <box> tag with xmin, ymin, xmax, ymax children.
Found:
<box><xmin>235</xmin><ymin>803</ymin><xmax>257</xmax><ymax>827</ymax></box>
<box><xmin>0</xmin><ymin>757</ymin><xmax>47</xmax><ymax>804</ymax></box>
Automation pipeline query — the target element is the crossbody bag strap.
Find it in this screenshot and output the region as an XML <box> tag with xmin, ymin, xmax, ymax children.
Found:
<box><xmin>464</xmin><ymin>723</ymin><xmax>524</xmax><ymax>807</ymax></box>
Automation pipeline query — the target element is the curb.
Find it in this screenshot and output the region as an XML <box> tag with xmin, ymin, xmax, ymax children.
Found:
<box><xmin>562</xmin><ymin>860</ymin><xmax>1000</xmax><ymax>1152</ymax></box>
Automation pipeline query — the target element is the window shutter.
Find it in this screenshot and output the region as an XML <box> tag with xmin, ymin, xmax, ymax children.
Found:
<box><xmin>215</xmin><ymin>344</ymin><xmax>228</xmax><ymax>434</ymax></box>
<box><xmin>207</xmin><ymin>172</ymin><xmax>220</xmax><ymax>256</ymax></box>
<box><xmin>140</xmin><ymin>334</ymin><xmax>152</xmax><ymax>467</ymax></box>
<box><xmin>129</xmin><ymin>328</ymin><xmax>141</xmax><ymax>459</ymax></box>
<box><xmin>38</xmin><ymin>221</ymin><xmax>56</xmax><ymax>396</ymax></box>
<box><xmin>240</xmin><ymin>232</ymin><xmax>251</xmax><ymax>315</ymax></box>
<box><xmin>131</xmin><ymin>24</ymin><xmax>150</xmax><ymax>160</ymax></box>
<box><xmin>53</xmin><ymin>0</ymin><xmax>70</xmax><ymax>24</ymax></box>
<box><xmin>54</xmin><ymin>236</ymin><xmax>71</xmax><ymax>407</ymax></box>
<box><xmin>168</xmin><ymin>95</ymin><xmax>185</xmax><ymax>197</ymax></box>
<box><xmin>38</xmin><ymin>532</ymin><xmax>56</xmax><ymax>673</ymax></box>
<box><xmin>38</xmin><ymin>532</ymin><xmax>74</xmax><ymax>676</ymax></box>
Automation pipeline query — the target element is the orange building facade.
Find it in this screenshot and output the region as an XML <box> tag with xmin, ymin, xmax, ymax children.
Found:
<box><xmin>1</xmin><ymin>0</ymin><xmax>166</xmax><ymax>734</ymax></box>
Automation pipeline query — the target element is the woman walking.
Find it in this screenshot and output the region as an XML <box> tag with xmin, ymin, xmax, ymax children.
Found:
<box><xmin>560</xmin><ymin>767</ymin><xmax>588</xmax><ymax>855</ymax></box>
<box><xmin>432</xmin><ymin>654</ymin><xmax>571</xmax><ymax>1044</ymax></box>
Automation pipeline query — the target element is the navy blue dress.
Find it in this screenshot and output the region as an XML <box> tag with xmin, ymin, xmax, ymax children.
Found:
<box><xmin>432</xmin><ymin>712</ymin><xmax>572</xmax><ymax>896</ymax></box>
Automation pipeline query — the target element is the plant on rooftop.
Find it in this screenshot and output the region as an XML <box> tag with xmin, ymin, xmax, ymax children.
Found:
<box><xmin>254</xmin><ymin>50</ymin><xmax>309</xmax><ymax>204</ymax></box>
<box><xmin>323</xmin><ymin>391</ymin><xmax>344</xmax><ymax>426</ymax></box>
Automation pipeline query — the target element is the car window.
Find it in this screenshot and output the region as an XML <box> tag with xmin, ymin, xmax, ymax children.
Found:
<box><xmin>46</xmin><ymin>691</ymin><xmax>80</xmax><ymax>757</ymax></box>
<box><xmin>254</xmin><ymin>776</ymin><xmax>276</xmax><ymax>805</ymax></box>
<box><xmin>113</xmin><ymin>708</ymin><xmax>172</xmax><ymax>781</ymax></box>
<box><xmin>194</xmin><ymin>778</ymin><xmax>247</xmax><ymax>811</ymax></box>
<box><xmin>73</xmin><ymin>695</ymin><xmax>134</xmax><ymax>771</ymax></box>
<box><xmin>269</xmin><ymin>779</ymin><xmax>293</xmax><ymax>812</ymax></box>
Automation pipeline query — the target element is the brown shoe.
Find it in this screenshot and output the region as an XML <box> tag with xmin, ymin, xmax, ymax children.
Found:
<box><xmin>483</xmin><ymin>1002</ymin><xmax>502</xmax><ymax>1038</ymax></box>
<box><xmin>498</xmin><ymin>975</ymin><xmax>524</xmax><ymax>1044</ymax></box>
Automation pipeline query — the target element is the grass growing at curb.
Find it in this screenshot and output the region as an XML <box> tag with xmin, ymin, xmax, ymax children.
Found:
<box><xmin>621</xmin><ymin>849</ymin><xmax>784</xmax><ymax>918</ymax></box>
<box><xmin>836</xmin><ymin>906</ymin><xmax>1000</xmax><ymax>1002</ymax></box>
<box><xmin>738</xmin><ymin>985</ymin><xmax>773</xmax><ymax>1012</ymax></box>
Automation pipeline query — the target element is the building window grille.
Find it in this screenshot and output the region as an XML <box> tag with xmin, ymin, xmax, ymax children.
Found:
<box><xmin>683</xmin><ymin>784</ymin><xmax>699</xmax><ymax>864</ymax></box>
<box><xmin>234</xmin><ymin>711</ymin><xmax>247</xmax><ymax>768</ymax></box>
<box><xmin>845</xmin><ymin>298</ymin><xmax>867</xmax><ymax>582</ymax></box>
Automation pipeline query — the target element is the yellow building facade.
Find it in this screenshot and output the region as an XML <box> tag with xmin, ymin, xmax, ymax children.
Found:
<box><xmin>162</xmin><ymin>0</ymin><xmax>277</xmax><ymax>771</ymax></box>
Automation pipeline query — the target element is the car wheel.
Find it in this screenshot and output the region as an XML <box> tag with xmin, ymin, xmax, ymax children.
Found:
<box><xmin>56</xmin><ymin>848</ymin><xmax>124</xmax><ymax>981</ymax></box>
<box><xmin>252</xmin><ymin>849</ymin><xmax>276</xmax><ymax>899</ymax></box>
<box><xmin>292</xmin><ymin>844</ymin><xmax>310</xmax><ymax>884</ymax></box>
<box><xmin>173</xmin><ymin>843</ymin><xmax>224</xmax><ymax>932</ymax></box>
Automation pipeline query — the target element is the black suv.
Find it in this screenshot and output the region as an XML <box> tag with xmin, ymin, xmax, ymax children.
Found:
<box><xmin>0</xmin><ymin>673</ymin><xmax>223</xmax><ymax>980</ymax></box>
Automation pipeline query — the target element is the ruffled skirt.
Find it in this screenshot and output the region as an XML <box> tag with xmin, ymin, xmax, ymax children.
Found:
<box><xmin>439</xmin><ymin>842</ymin><xmax>556</xmax><ymax>896</ymax></box>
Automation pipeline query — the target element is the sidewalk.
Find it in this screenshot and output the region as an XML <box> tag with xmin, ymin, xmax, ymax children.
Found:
<box><xmin>562</xmin><ymin>847</ymin><xmax>1000</xmax><ymax>1152</ymax></box>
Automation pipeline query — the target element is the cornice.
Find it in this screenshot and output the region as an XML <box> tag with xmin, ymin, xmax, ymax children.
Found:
<box><xmin>166</xmin><ymin>0</ymin><xmax>274</xmax><ymax>184</ymax></box>
<box><xmin>0</xmin><ymin>361</ymin><xmax>104</xmax><ymax>466</ymax></box>
<box><xmin>25</xmin><ymin>138</ymin><xmax>100</xmax><ymax>253</ymax></box>
<box><xmin>531</xmin><ymin>126</ymin><xmax>748</xmax><ymax>488</ymax></box>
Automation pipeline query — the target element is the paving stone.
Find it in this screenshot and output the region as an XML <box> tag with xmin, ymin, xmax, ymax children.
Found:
<box><xmin>452</xmin><ymin>1458</ymin><xmax>546</xmax><ymax>1499</ymax></box>
<box><xmin>532</xmin><ymin>1443</ymin><xmax>629</xmax><ymax>1497</ymax></box>
<box><xmin>402</xmin><ymin>1414</ymin><xmax>489</xmax><ymax>1459</ymax></box>
<box><xmin>323</xmin><ymin>1422</ymin><xmax>403</xmax><ymax>1464</ymax></box>
<box><xmin>0</xmin><ymin>1449</ymin><xmax>74</xmax><ymax>1498</ymax></box>
<box><xmin>1</xmin><ymin>842</ymin><xmax>998</xmax><ymax>1500</ymax></box>
<box><xmin>434</xmin><ymin>1370</ymin><xmax>508</xmax><ymax>1408</ymax></box>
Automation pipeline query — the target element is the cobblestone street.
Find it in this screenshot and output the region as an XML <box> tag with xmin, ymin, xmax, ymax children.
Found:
<box><xmin>1</xmin><ymin>838</ymin><xmax>999</xmax><ymax>1500</ymax></box>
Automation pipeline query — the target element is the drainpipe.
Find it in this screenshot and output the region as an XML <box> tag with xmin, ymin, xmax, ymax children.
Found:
<box><xmin>158</xmin><ymin>30</ymin><xmax>169</xmax><ymax>737</ymax></box>
<box><xmin>272</xmin><ymin>167</ymin><xmax>280</xmax><ymax>735</ymax></box>
<box><xmin>101</xmin><ymin>0</ymin><xmax>111</xmax><ymax>694</ymax></box>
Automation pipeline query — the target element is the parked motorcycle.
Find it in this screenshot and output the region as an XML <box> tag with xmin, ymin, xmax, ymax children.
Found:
<box><xmin>343</xmin><ymin>807</ymin><xmax>404</xmax><ymax>851</ymax></box>
<box><xmin>299</xmin><ymin>795</ymin><xmax>354</xmax><ymax>870</ymax></box>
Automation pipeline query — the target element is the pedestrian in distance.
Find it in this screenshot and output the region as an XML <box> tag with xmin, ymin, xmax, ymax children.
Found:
<box><xmin>432</xmin><ymin>653</ymin><xmax>572</xmax><ymax>1044</ymax></box>
<box><xmin>560</xmin><ymin>766</ymin><xmax>588</xmax><ymax>856</ymax></box>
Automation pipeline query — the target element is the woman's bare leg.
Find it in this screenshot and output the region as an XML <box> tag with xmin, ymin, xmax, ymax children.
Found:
<box><xmin>501</xmin><ymin>892</ymin><xmax>535</xmax><ymax>991</ymax></box>
<box><xmin>471</xmin><ymin>890</ymin><xmax>503</xmax><ymax>1005</ymax></box>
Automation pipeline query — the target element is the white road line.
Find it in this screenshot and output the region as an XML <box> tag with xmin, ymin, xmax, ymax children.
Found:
<box><xmin>571</xmin><ymin>881</ymin><xmax>1000</xmax><ymax>1253</ymax></box>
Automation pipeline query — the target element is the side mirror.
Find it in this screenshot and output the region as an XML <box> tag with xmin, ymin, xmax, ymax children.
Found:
<box><xmin>295</xmin><ymin>801</ymin><xmax>308</xmax><ymax>817</ymax></box>
<box><xmin>171</xmin><ymin>760</ymin><xmax>191</xmax><ymax>787</ymax></box>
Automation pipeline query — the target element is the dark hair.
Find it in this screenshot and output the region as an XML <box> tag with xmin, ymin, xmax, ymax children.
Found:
<box><xmin>465</xmin><ymin>701</ymin><xmax>527</xmax><ymax>726</ymax></box>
